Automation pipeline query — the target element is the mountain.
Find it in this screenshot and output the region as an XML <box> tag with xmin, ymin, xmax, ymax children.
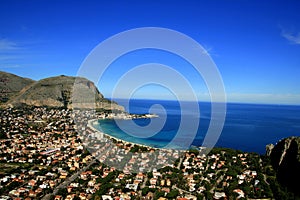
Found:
<box><xmin>0</xmin><ymin>71</ymin><xmax>35</xmax><ymax>104</ymax></box>
<box><xmin>1</xmin><ymin>71</ymin><xmax>124</xmax><ymax>111</ymax></box>
<box><xmin>267</xmin><ymin>136</ymin><xmax>300</xmax><ymax>195</ymax></box>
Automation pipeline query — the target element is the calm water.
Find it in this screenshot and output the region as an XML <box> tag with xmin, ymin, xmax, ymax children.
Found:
<box><xmin>93</xmin><ymin>99</ymin><xmax>300</xmax><ymax>154</ymax></box>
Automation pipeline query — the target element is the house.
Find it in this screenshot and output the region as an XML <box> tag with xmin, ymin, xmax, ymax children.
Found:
<box><xmin>54</xmin><ymin>195</ymin><xmax>62</xmax><ymax>200</ymax></box>
<box><xmin>143</xmin><ymin>192</ymin><xmax>153</xmax><ymax>199</ymax></box>
<box><xmin>150</xmin><ymin>178</ymin><xmax>157</xmax><ymax>185</ymax></box>
<box><xmin>28</xmin><ymin>179</ymin><xmax>37</xmax><ymax>187</ymax></box>
<box><xmin>67</xmin><ymin>186</ymin><xmax>73</xmax><ymax>193</ymax></box>
<box><xmin>28</xmin><ymin>190</ymin><xmax>37</xmax><ymax>198</ymax></box>
<box><xmin>166</xmin><ymin>179</ymin><xmax>171</xmax><ymax>186</ymax></box>
<box><xmin>184</xmin><ymin>195</ymin><xmax>197</xmax><ymax>200</ymax></box>
<box><xmin>80</xmin><ymin>171</ymin><xmax>92</xmax><ymax>180</ymax></box>
<box><xmin>65</xmin><ymin>194</ymin><xmax>76</xmax><ymax>200</ymax></box>
<box><xmin>17</xmin><ymin>187</ymin><xmax>27</xmax><ymax>193</ymax></box>
<box><xmin>9</xmin><ymin>190</ymin><xmax>20</xmax><ymax>197</ymax></box>
<box><xmin>213</xmin><ymin>192</ymin><xmax>226</xmax><ymax>199</ymax></box>
<box><xmin>153</xmin><ymin>171</ymin><xmax>161</xmax><ymax>178</ymax></box>
<box><xmin>197</xmin><ymin>186</ymin><xmax>205</xmax><ymax>193</ymax></box>
<box><xmin>133</xmin><ymin>179</ymin><xmax>141</xmax><ymax>185</ymax></box>
<box><xmin>118</xmin><ymin>173</ymin><xmax>125</xmax><ymax>180</ymax></box>
<box><xmin>161</xmin><ymin>187</ymin><xmax>170</xmax><ymax>193</ymax></box>
<box><xmin>70</xmin><ymin>182</ymin><xmax>79</xmax><ymax>187</ymax></box>
<box><xmin>125</xmin><ymin>184</ymin><xmax>138</xmax><ymax>191</ymax></box>
<box><xmin>79</xmin><ymin>193</ymin><xmax>87</xmax><ymax>200</ymax></box>
<box><xmin>49</xmin><ymin>180</ymin><xmax>56</xmax><ymax>188</ymax></box>
<box><xmin>88</xmin><ymin>180</ymin><xmax>96</xmax><ymax>187</ymax></box>
<box><xmin>39</xmin><ymin>183</ymin><xmax>48</xmax><ymax>189</ymax></box>
<box><xmin>35</xmin><ymin>187</ymin><xmax>43</xmax><ymax>195</ymax></box>
<box><xmin>158</xmin><ymin>198</ymin><xmax>167</xmax><ymax>200</ymax></box>
<box><xmin>59</xmin><ymin>171</ymin><xmax>68</xmax><ymax>179</ymax></box>
<box><xmin>102</xmin><ymin>195</ymin><xmax>113</xmax><ymax>200</ymax></box>
<box><xmin>136</xmin><ymin>172</ymin><xmax>144</xmax><ymax>180</ymax></box>
<box><xmin>233</xmin><ymin>189</ymin><xmax>245</xmax><ymax>199</ymax></box>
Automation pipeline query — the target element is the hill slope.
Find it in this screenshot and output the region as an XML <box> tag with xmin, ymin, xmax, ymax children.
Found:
<box><xmin>1</xmin><ymin>72</ymin><xmax>123</xmax><ymax>110</ymax></box>
<box><xmin>0</xmin><ymin>71</ymin><xmax>35</xmax><ymax>104</ymax></box>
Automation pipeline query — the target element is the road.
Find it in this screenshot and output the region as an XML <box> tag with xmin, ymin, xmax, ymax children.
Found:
<box><xmin>177</xmin><ymin>156</ymin><xmax>183</xmax><ymax>169</ymax></box>
<box><xmin>41</xmin><ymin>158</ymin><xmax>98</xmax><ymax>200</ymax></box>
<box><xmin>41</xmin><ymin>145</ymin><xmax>113</xmax><ymax>200</ymax></box>
<box><xmin>172</xmin><ymin>185</ymin><xmax>192</xmax><ymax>195</ymax></box>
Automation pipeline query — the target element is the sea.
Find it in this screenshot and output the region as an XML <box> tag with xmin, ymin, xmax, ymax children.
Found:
<box><xmin>93</xmin><ymin>99</ymin><xmax>300</xmax><ymax>154</ymax></box>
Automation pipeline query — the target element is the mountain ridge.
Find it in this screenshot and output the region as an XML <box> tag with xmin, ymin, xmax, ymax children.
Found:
<box><xmin>0</xmin><ymin>71</ymin><xmax>124</xmax><ymax>111</ymax></box>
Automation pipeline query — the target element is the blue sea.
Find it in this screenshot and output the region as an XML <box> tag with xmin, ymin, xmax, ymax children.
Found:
<box><xmin>93</xmin><ymin>99</ymin><xmax>300</xmax><ymax>154</ymax></box>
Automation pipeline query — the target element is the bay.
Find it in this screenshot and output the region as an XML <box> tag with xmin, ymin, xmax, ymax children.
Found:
<box><xmin>93</xmin><ymin>99</ymin><xmax>300</xmax><ymax>154</ymax></box>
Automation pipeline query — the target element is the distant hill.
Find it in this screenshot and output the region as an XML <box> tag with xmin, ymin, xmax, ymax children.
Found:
<box><xmin>267</xmin><ymin>136</ymin><xmax>300</xmax><ymax>196</ymax></box>
<box><xmin>1</xmin><ymin>71</ymin><xmax>123</xmax><ymax>111</ymax></box>
<box><xmin>0</xmin><ymin>71</ymin><xmax>35</xmax><ymax>104</ymax></box>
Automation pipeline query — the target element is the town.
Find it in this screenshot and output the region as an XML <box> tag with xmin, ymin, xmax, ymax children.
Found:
<box><xmin>0</xmin><ymin>107</ymin><xmax>278</xmax><ymax>199</ymax></box>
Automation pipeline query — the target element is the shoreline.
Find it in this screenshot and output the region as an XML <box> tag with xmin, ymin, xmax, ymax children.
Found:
<box><xmin>87</xmin><ymin>118</ymin><xmax>208</xmax><ymax>152</ymax></box>
<box><xmin>87</xmin><ymin>119</ymin><xmax>159</xmax><ymax>150</ymax></box>
<box><xmin>86</xmin><ymin>119</ymin><xmax>266</xmax><ymax>156</ymax></box>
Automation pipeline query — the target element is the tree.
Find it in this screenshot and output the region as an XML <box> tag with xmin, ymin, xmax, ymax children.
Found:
<box><xmin>142</xmin><ymin>187</ymin><xmax>150</xmax><ymax>196</ymax></box>
<box><xmin>154</xmin><ymin>190</ymin><xmax>165</xmax><ymax>199</ymax></box>
<box><xmin>0</xmin><ymin>132</ymin><xmax>7</xmax><ymax>139</ymax></box>
<box><xmin>166</xmin><ymin>189</ymin><xmax>179</xmax><ymax>198</ymax></box>
<box><xmin>197</xmin><ymin>194</ymin><xmax>204</xmax><ymax>200</ymax></box>
<box><xmin>194</xmin><ymin>174</ymin><xmax>200</xmax><ymax>180</ymax></box>
<box><xmin>94</xmin><ymin>195</ymin><xmax>101</xmax><ymax>200</ymax></box>
<box><xmin>73</xmin><ymin>196</ymin><xmax>81</xmax><ymax>200</ymax></box>
<box><xmin>226</xmin><ymin>168</ymin><xmax>238</xmax><ymax>177</ymax></box>
<box><xmin>57</xmin><ymin>188</ymin><xmax>67</xmax><ymax>198</ymax></box>
<box><xmin>189</xmin><ymin>149</ymin><xmax>200</xmax><ymax>156</ymax></box>
<box><xmin>204</xmin><ymin>191</ymin><xmax>213</xmax><ymax>199</ymax></box>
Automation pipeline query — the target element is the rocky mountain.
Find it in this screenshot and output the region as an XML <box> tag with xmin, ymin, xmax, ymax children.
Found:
<box><xmin>1</xmin><ymin>71</ymin><xmax>124</xmax><ymax>111</ymax></box>
<box><xmin>267</xmin><ymin>136</ymin><xmax>300</xmax><ymax>195</ymax></box>
<box><xmin>0</xmin><ymin>71</ymin><xmax>35</xmax><ymax>104</ymax></box>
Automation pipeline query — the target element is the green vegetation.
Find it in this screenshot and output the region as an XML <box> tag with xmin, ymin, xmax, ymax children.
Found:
<box><xmin>129</xmin><ymin>144</ymin><xmax>150</xmax><ymax>153</ymax></box>
<box><xmin>0</xmin><ymin>162</ymin><xmax>33</xmax><ymax>174</ymax></box>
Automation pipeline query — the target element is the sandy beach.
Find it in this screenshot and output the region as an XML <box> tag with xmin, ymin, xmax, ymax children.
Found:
<box><xmin>87</xmin><ymin>118</ymin><xmax>157</xmax><ymax>150</ymax></box>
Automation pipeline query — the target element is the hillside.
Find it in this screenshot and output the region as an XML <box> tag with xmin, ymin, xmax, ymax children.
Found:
<box><xmin>0</xmin><ymin>71</ymin><xmax>35</xmax><ymax>104</ymax></box>
<box><xmin>1</xmin><ymin>72</ymin><xmax>123</xmax><ymax>111</ymax></box>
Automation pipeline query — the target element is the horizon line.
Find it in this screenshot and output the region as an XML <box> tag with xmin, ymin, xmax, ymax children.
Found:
<box><xmin>110</xmin><ymin>97</ymin><xmax>300</xmax><ymax>106</ymax></box>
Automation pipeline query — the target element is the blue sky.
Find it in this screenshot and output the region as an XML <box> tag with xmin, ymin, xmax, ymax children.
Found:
<box><xmin>0</xmin><ymin>0</ymin><xmax>300</xmax><ymax>104</ymax></box>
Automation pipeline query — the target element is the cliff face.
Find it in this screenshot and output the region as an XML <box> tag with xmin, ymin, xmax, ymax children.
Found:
<box><xmin>268</xmin><ymin>137</ymin><xmax>300</xmax><ymax>195</ymax></box>
<box><xmin>0</xmin><ymin>71</ymin><xmax>35</xmax><ymax>104</ymax></box>
<box><xmin>1</xmin><ymin>72</ymin><xmax>123</xmax><ymax>111</ymax></box>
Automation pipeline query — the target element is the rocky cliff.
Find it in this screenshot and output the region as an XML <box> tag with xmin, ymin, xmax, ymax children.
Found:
<box><xmin>1</xmin><ymin>71</ymin><xmax>124</xmax><ymax>111</ymax></box>
<box><xmin>267</xmin><ymin>136</ymin><xmax>300</xmax><ymax>195</ymax></box>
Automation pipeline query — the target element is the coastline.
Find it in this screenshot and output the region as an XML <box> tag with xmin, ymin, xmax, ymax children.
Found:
<box><xmin>87</xmin><ymin>118</ymin><xmax>158</xmax><ymax>150</ymax></box>
<box><xmin>87</xmin><ymin>118</ymin><xmax>205</xmax><ymax>152</ymax></box>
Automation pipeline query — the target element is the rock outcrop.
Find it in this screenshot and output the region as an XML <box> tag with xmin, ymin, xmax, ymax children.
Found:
<box><xmin>267</xmin><ymin>136</ymin><xmax>300</xmax><ymax>195</ymax></box>
<box><xmin>266</xmin><ymin>143</ymin><xmax>274</xmax><ymax>156</ymax></box>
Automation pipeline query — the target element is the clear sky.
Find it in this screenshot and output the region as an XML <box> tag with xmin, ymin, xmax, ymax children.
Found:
<box><xmin>0</xmin><ymin>0</ymin><xmax>300</xmax><ymax>104</ymax></box>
